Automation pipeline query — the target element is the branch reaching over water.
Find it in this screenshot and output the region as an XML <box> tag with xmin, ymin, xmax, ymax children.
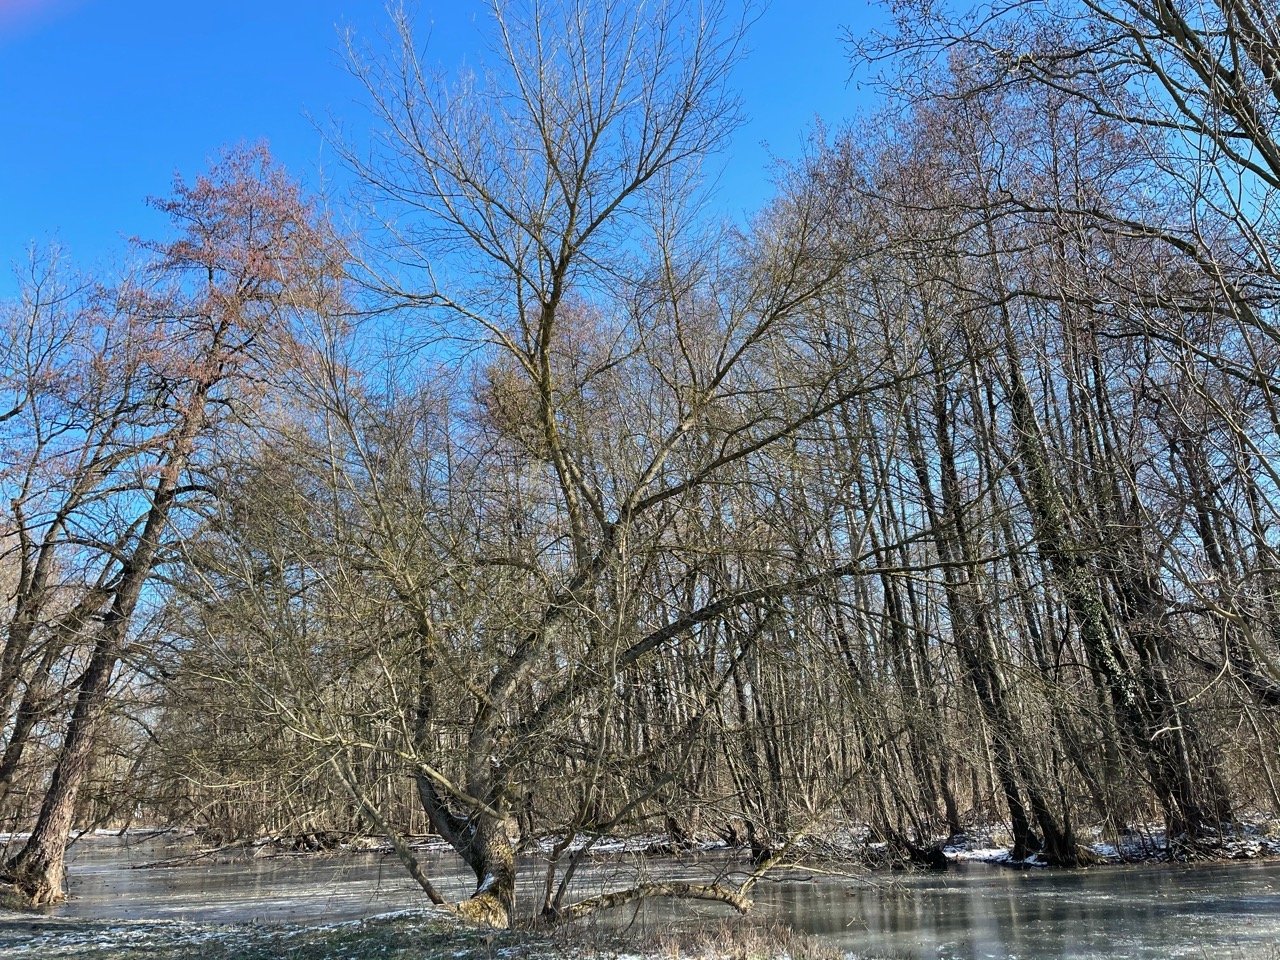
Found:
<box><xmin>548</xmin><ymin>881</ymin><xmax>752</xmax><ymax>924</ymax></box>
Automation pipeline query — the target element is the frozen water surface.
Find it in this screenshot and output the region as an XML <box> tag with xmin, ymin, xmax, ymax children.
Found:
<box><xmin>725</xmin><ymin>860</ymin><xmax>1280</xmax><ymax>958</ymax></box>
<box><xmin>2</xmin><ymin>834</ymin><xmax>1279</xmax><ymax>957</ymax></box>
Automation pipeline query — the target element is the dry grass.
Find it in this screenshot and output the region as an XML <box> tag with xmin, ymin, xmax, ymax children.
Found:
<box><xmin>647</xmin><ymin>920</ymin><xmax>847</xmax><ymax>960</ymax></box>
<box><xmin>546</xmin><ymin>916</ymin><xmax>849</xmax><ymax>960</ymax></box>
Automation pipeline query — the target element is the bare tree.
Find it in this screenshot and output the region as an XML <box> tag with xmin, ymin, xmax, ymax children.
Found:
<box><xmin>0</xmin><ymin>146</ymin><xmax>343</xmax><ymax>906</ymax></box>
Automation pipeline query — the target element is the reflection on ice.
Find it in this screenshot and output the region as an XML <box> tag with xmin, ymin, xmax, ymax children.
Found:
<box><xmin>4</xmin><ymin>834</ymin><xmax>1280</xmax><ymax>958</ymax></box>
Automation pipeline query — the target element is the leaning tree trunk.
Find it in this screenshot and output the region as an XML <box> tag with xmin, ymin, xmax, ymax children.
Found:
<box><xmin>413</xmin><ymin>660</ymin><xmax>517</xmax><ymax>928</ymax></box>
<box><xmin>1000</xmin><ymin>340</ymin><xmax>1228</xmax><ymax>841</ymax></box>
<box><xmin>414</xmin><ymin>770</ymin><xmax>517</xmax><ymax>927</ymax></box>
<box><xmin>1</xmin><ymin>633</ymin><xmax>118</xmax><ymax>905</ymax></box>
<box><xmin>455</xmin><ymin>812</ymin><xmax>518</xmax><ymax>927</ymax></box>
<box><xmin>3</xmin><ymin>372</ymin><xmax>209</xmax><ymax>906</ymax></box>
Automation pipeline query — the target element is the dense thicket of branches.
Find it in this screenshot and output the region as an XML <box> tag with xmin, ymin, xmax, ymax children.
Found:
<box><xmin>2</xmin><ymin>0</ymin><xmax>1279</xmax><ymax>925</ymax></box>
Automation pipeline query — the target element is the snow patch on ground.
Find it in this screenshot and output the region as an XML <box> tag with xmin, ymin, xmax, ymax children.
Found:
<box><xmin>532</xmin><ymin>832</ymin><xmax>729</xmax><ymax>857</ymax></box>
<box><xmin>945</xmin><ymin>845</ymin><xmax>1013</xmax><ymax>863</ymax></box>
<box><xmin>940</xmin><ymin>816</ymin><xmax>1280</xmax><ymax>866</ymax></box>
<box><xmin>0</xmin><ymin>909</ymin><xmax>738</xmax><ymax>960</ymax></box>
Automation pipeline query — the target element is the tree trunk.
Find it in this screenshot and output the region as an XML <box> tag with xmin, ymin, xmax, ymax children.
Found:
<box><xmin>4</xmin><ymin>370</ymin><xmax>204</xmax><ymax>906</ymax></box>
<box><xmin>2</xmin><ymin>634</ymin><xmax>116</xmax><ymax>905</ymax></box>
<box><xmin>454</xmin><ymin>814</ymin><xmax>517</xmax><ymax>928</ymax></box>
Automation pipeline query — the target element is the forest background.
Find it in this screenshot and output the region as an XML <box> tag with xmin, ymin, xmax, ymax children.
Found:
<box><xmin>2</xmin><ymin>0</ymin><xmax>1280</xmax><ymax>930</ymax></box>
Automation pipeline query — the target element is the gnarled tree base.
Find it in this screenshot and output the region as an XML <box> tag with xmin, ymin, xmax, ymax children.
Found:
<box><xmin>452</xmin><ymin>890</ymin><xmax>512</xmax><ymax>928</ymax></box>
<box><xmin>0</xmin><ymin>857</ymin><xmax>66</xmax><ymax>909</ymax></box>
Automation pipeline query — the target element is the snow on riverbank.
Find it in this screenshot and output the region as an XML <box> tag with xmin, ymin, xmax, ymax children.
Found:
<box><xmin>9</xmin><ymin>814</ymin><xmax>1280</xmax><ymax>877</ymax></box>
<box><xmin>942</xmin><ymin>817</ymin><xmax>1280</xmax><ymax>866</ymax></box>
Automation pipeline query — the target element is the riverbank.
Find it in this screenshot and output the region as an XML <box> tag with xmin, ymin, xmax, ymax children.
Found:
<box><xmin>279</xmin><ymin>814</ymin><xmax>1280</xmax><ymax>868</ymax></box>
<box><xmin>939</xmin><ymin>817</ymin><xmax>1280</xmax><ymax>866</ymax></box>
<box><xmin>63</xmin><ymin>813</ymin><xmax>1275</xmax><ymax>871</ymax></box>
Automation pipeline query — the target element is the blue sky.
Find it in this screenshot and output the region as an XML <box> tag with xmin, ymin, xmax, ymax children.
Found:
<box><xmin>0</xmin><ymin>1</ymin><xmax>884</xmax><ymax>295</ymax></box>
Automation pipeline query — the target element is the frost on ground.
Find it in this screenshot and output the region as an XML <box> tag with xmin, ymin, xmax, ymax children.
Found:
<box><xmin>0</xmin><ymin>910</ymin><xmax>588</xmax><ymax>960</ymax></box>
<box><xmin>0</xmin><ymin>910</ymin><xmax>851</xmax><ymax>960</ymax></box>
